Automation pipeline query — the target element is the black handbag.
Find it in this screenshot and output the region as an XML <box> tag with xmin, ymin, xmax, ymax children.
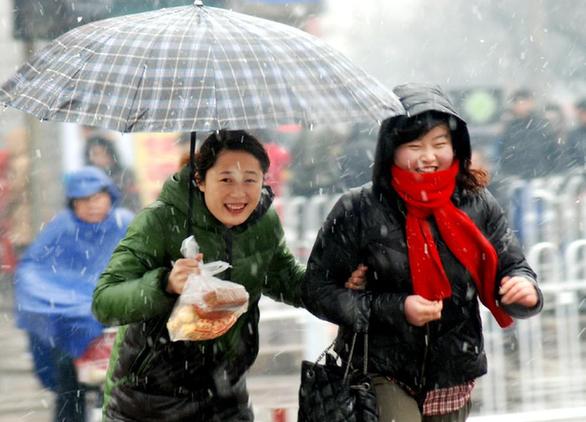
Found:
<box><xmin>298</xmin><ymin>333</ymin><xmax>378</xmax><ymax>422</ymax></box>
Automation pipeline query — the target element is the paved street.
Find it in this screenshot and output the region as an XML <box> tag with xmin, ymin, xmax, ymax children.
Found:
<box><xmin>0</xmin><ymin>276</ymin><xmax>300</xmax><ymax>422</ymax></box>
<box><xmin>2</xmin><ymin>275</ymin><xmax>586</xmax><ymax>422</ymax></box>
<box><xmin>0</xmin><ymin>277</ymin><xmax>53</xmax><ymax>422</ymax></box>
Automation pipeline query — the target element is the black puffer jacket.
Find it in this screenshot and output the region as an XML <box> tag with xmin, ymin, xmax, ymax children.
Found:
<box><xmin>302</xmin><ymin>83</ymin><xmax>543</xmax><ymax>399</ymax></box>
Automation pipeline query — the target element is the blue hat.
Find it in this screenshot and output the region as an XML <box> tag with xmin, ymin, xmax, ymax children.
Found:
<box><xmin>64</xmin><ymin>166</ymin><xmax>121</xmax><ymax>204</ymax></box>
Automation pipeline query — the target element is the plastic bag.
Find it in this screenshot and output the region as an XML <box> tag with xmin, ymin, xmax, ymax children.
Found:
<box><xmin>167</xmin><ymin>236</ymin><xmax>249</xmax><ymax>341</ymax></box>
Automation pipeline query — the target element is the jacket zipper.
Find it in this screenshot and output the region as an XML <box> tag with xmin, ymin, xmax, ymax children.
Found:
<box><xmin>223</xmin><ymin>229</ymin><xmax>233</xmax><ymax>280</ymax></box>
<box><xmin>420</xmin><ymin>324</ymin><xmax>430</xmax><ymax>390</ymax></box>
<box><xmin>129</xmin><ymin>319</ymin><xmax>166</xmax><ymax>377</ymax></box>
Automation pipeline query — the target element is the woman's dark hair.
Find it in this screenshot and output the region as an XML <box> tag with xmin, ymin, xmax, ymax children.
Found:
<box><xmin>391</xmin><ymin>111</ymin><xmax>487</xmax><ymax>191</ymax></box>
<box><xmin>84</xmin><ymin>135</ymin><xmax>122</xmax><ymax>173</ymax></box>
<box><xmin>195</xmin><ymin>130</ymin><xmax>270</xmax><ymax>181</ymax></box>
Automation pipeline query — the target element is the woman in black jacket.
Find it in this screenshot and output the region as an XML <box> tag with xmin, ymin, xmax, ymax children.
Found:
<box><xmin>302</xmin><ymin>83</ymin><xmax>543</xmax><ymax>422</ymax></box>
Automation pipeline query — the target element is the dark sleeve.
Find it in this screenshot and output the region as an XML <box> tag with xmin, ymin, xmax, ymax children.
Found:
<box><xmin>302</xmin><ymin>192</ymin><xmax>372</xmax><ymax>333</ymax></box>
<box><xmin>481</xmin><ymin>190</ymin><xmax>543</xmax><ymax>318</ymax></box>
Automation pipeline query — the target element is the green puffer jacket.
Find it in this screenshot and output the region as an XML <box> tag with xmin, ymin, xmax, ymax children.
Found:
<box><xmin>92</xmin><ymin>166</ymin><xmax>304</xmax><ymax>421</ymax></box>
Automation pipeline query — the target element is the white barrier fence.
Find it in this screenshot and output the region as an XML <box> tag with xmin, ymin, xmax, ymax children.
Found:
<box><xmin>504</xmin><ymin>172</ymin><xmax>586</xmax><ymax>249</ymax></box>
<box><xmin>276</xmin><ymin>194</ymin><xmax>341</xmax><ymax>263</ymax></box>
<box><xmin>476</xmin><ymin>239</ymin><xmax>586</xmax><ymax>416</ymax></box>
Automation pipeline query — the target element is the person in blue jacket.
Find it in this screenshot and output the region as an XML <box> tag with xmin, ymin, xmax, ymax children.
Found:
<box><xmin>14</xmin><ymin>166</ymin><xmax>134</xmax><ymax>422</ymax></box>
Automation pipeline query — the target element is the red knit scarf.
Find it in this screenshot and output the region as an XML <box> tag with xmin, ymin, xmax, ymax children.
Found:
<box><xmin>391</xmin><ymin>161</ymin><xmax>512</xmax><ymax>328</ymax></box>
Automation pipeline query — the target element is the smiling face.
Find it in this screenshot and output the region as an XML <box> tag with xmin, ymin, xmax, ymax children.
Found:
<box><xmin>72</xmin><ymin>190</ymin><xmax>112</xmax><ymax>223</ymax></box>
<box><xmin>393</xmin><ymin>123</ymin><xmax>455</xmax><ymax>174</ymax></box>
<box><xmin>197</xmin><ymin>150</ymin><xmax>264</xmax><ymax>228</ymax></box>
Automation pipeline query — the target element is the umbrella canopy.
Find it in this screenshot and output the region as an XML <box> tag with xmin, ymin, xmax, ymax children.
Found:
<box><xmin>0</xmin><ymin>2</ymin><xmax>403</xmax><ymax>133</ymax></box>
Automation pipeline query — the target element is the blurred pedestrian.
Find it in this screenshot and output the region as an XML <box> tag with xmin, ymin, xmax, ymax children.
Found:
<box><xmin>85</xmin><ymin>134</ymin><xmax>142</xmax><ymax>211</ymax></box>
<box><xmin>14</xmin><ymin>167</ymin><xmax>134</xmax><ymax>422</ymax></box>
<box><xmin>247</xmin><ymin>128</ymin><xmax>292</xmax><ymax>198</ymax></box>
<box><xmin>289</xmin><ymin>126</ymin><xmax>344</xmax><ymax>196</ymax></box>
<box><xmin>544</xmin><ymin>102</ymin><xmax>567</xmax><ymax>144</ymax></box>
<box><xmin>496</xmin><ymin>89</ymin><xmax>558</xmax><ymax>179</ymax></box>
<box><xmin>263</xmin><ymin>142</ymin><xmax>291</xmax><ymax>197</ymax></box>
<box><xmin>303</xmin><ymin>83</ymin><xmax>543</xmax><ymax>422</ymax></box>
<box><xmin>566</xmin><ymin>97</ymin><xmax>586</xmax><ymax>171</ymax></box>
<box><xmin>543</xmin><ymin>101</ymin><xmax>570</xmax><ymax>174</ymax></box>
<box><xmin>3</xmin><ymin>128</ymin><xmax>34</xmax><ymax>252</ymax></box>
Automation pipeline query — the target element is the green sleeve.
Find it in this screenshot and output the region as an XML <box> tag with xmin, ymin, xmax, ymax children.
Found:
<box><xmin>92</xmin><ymin>206</ymin><xmax>177</xmax><ymax>325</ymax></box>
<box><xmin>261</xmin><ymin>213</ymin><xmax>305</xmax><ymax>308</ymax></box>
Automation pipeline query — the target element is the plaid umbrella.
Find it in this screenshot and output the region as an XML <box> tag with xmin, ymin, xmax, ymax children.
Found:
<box><xmin>0</xmin><ymin>1</ymin><xmax>403</xmax><ymax>133</ymax></box>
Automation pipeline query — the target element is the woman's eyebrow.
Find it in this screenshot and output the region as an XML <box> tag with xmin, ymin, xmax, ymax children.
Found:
<box><xmin>218</xmin><ymin>170</ymin><xmax>260</xmax><ymax>175</ymax></box>
<box><xmin>433</xmin><ymin>131</ymin><xmax>450</xmax><ymax>139</ymax></box>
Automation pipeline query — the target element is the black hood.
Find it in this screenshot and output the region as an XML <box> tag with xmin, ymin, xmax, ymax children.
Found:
<box><xmin>372</xmin><ymin>83</ymin><xmax>471</xmax><ymax>199</ymax></box>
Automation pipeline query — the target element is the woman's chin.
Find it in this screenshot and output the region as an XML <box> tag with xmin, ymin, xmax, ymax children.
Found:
<box><xmin>218</xmin><ymin>211</ymin><xmax>252</xmax><ymax>228</ymax></box>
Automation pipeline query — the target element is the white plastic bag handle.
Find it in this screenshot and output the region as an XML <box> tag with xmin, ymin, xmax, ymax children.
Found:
<box><xmin>180</xmin><ymin>235</ymin><xmax>231</xmax><ymax>276</ymax></box>
<box><xmin>180</xmin><ymin>235</ymin><xmax>200</xmax><ymax>259</ymax></box>
<box><xmin>199</xmin><ymin>261</ymin><xmax>231</xmax><ymax>276</ymax></box>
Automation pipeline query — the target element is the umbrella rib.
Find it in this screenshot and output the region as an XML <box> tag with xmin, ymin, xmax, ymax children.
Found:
<box><xmin>258</xmin><ymin>22</ymin><xmax>349</xmax><ymax>126</ymax></box>
<box><xmin>123</xmin><ymin>65</ymin><xmax>147</xmax><ymax>132</ymax></box>
<box><xmin>328</xmin><ymin>57</ymin><xmax>380</xmax><ymax>122</ymax></box>
<box><xmin>0</xmin><ymin>62</ymin><xmax>40</xmax><ymax>101</ymax></box>
<box><xmin>126</xmin><ymin>8</ymin><xmax>188</xmax><ymax>132</ymax></box>
<box><xmin>266</xmin><ymin>41</ymin><xmax>315</xmax><ymax>127</ymax></box>
<box><xmin>1</xmin><ymin>40</ymin><xmax>65</xmax><ymax>106</ymax></box>
<box><xmin>330</xmin><ymin>53</ymin><xmax>393</xmax><ymax>122</ymax></box>
<box><xmin>194</xmin><ymin>46</ymin><xmax>215</xmax><ymax>131</ymax></box>
<box><xmin>45</xmin><ymin>19</ymin><xmax>151</xmax><ymax>126</ymax></box>
<box><xmin>52</xmin><ymin>29</ymin><xmax>111</xmax><ymax>123</ymax></box>
<box><xmin>161</xmin><ymin>8</ymin><xmax>199</xmax><ymax>128</ymax></box>
<box><xmin>226</xmin><ymin>16</ymin><xmax>280</xmax><ymax>129</ymax></box>
<box><xmin>89</xmin><ymin>28</ymin><xmax>140</xmax><ymax>125</ymax></box>
<box><xmin>254</xmin><ymin>21</ymin><xmax>394</xmax><ymax>126</ymax></box>
<box><xmin>210</xmin><ymin>11</ymin><xmax>251</xmax><ymax>129</ymax></box>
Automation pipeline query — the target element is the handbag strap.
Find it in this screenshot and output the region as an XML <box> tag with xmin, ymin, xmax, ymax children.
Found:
<box><xmin>315</xmin><ymin>338</ymin><xmax>337</xmax><ymax>364</ymax></box>
<box><xmin>343</xmin><ymin>332</ymin><xmax>369</xmax><ymax>382</ymax></box>
<box><xmin>314</xmin><ymin>331</ymin><xmax>370</xmax><ymax>383</ymax></box>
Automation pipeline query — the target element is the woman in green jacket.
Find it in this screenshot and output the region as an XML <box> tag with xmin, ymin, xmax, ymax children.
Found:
<box><xmin>92</xmin><ymin>130</ymin><xmax>308</xmax><ymax>421</ymax></box>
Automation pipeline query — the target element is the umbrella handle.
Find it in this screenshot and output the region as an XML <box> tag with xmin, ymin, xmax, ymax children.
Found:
<box><xmin>187</xmin><ymin>131</ymin><xmax>197</xmax><ymax>237</ymax></box>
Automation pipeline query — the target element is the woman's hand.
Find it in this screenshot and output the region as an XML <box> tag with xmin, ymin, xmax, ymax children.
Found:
<box><xmin>166</xmin><ymin>253</ymin><xmax>203</xmax><ymax>295</ymax></box>
<box><xmin>404</xmin><ymin>295</ymin><xmax>443</xmax><ymax>326</ymax></box>
<box><xmin>345</xmin><ymin>264</ymin><xmax>368</xmax><ymax>290</ymax></box>
<box><xmin>499</xmin><ymin>276</ymin><xmax>538</xmax><ymax>307</ymax></box>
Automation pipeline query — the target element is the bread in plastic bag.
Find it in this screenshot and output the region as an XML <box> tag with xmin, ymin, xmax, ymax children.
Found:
<box><xmin>167</xmin><ymin>236</ymin><xmax>249</xmax><ymax>341</ymax></box>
